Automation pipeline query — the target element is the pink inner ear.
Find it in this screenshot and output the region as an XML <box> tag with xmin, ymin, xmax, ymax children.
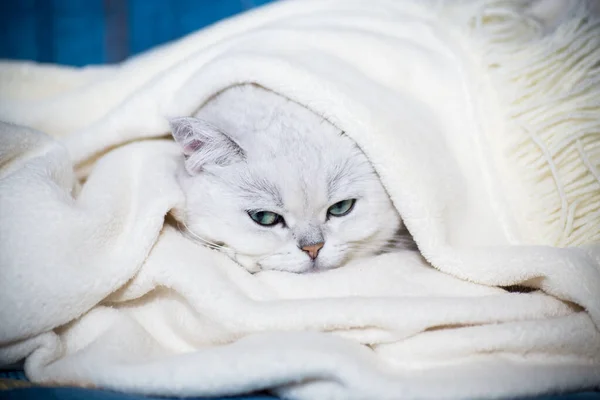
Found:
<box><xmin>183</xmin><ymin>139</ymin><xmax>203</xmax><ymax>156</ymax></box>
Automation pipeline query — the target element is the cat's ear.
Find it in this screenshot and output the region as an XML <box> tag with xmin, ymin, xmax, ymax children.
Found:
<box><xmin>169</xmin><ymin>117</ymin><xmax>244</xmax><ymax>174</ymax></box>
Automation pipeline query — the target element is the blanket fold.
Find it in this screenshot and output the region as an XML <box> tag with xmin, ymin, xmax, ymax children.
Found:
<box><xmin>1</xmin><ymin>0</ymin><xmax>599</xmax><ymax>399</ymax></box>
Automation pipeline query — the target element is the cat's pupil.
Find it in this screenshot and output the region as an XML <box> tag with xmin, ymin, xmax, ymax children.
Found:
<box><xmin>249</xmin><ymin>210</ymin><xmax>281</xmax><ymax>226</ymax></box>
<box><xmin>327</xmin><ymin>199</ymin><xmax>356</xmax><ymax>217</ymax></box>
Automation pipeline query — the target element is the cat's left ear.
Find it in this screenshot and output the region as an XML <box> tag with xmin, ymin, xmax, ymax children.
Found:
<box><xmin>169</xmin><ymin>116</ymin><xmax>244</xmax><ymax>174</ymax></box>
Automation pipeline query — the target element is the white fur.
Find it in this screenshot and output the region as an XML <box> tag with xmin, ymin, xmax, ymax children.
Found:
<box><xmin>171</xmin><ymin>84</ymin><xmax>405</xmax><ymax>273</ymax></box>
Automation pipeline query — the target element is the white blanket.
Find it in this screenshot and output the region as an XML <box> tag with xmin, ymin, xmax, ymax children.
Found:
<box><xmin>1</xmin><ymin>0</ymin><xmax>600</xmax><ymax>399</ymax></box>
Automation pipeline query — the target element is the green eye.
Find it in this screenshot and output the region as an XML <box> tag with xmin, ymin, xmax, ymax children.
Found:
<box><xmin>248</xmin><ymin>210</ymin><xmax>282</xmax><ymax>227</ymax></box>
<box><xmin>327</xmin><ymin>199</ymin><xmax>356</xmax><ymax>217</ymax></box>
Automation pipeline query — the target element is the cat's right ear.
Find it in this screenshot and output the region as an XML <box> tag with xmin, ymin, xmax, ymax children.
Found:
<box><xmin>169</xmin><ymin>117</ymin><xmax>244</xmax><ymax>174</ymax></box>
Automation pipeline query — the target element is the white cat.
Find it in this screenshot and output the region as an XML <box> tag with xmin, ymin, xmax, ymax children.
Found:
<box><xmin>170</xmin><ymin>84</ymin><xmax>414</xmax><ymax>273</ymax></box>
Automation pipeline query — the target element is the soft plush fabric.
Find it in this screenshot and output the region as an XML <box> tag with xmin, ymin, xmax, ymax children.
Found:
<box><xmin>0</xmin><ymin>0</ymin><xmax>599</xmax><ymax>399</ymax></box>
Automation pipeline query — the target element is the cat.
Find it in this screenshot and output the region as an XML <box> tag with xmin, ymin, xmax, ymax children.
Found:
<box><xmin>169</xmin><ymin>84</ymin><xmax>414</xmax><ymax>274</ymax></box>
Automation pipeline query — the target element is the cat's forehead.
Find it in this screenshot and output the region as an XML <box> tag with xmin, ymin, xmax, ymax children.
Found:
<box><xmin>199</xmin><ymin>84</ymin><xmax>376</xmax><ymax>210</ymax></box>
<box><xmin>234</xmin><ymin>142</ymin><xmax>373</xmax><ymax>215</ymax></box>
<box><xmin>199</xmin><ymin>84</ymin><xmax>351</xmax><ymax>153</ymax></box>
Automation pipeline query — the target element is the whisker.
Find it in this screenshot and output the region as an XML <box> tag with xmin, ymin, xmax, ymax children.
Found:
<box><xmin>177</xmin><ymin>220</ymin><xmax>228</xmax><ymax>251</ymax></box>
<box><xmin>176</xmin><ymin>219</ymin><xmax>264</xmax><ymax>258</ymax></box>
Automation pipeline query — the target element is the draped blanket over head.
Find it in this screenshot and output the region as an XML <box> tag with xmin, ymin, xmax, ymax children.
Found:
<box><xmin>1</xmin><ymin>0</ymin><xmax>599</xmax><ymax>399</ymax></box>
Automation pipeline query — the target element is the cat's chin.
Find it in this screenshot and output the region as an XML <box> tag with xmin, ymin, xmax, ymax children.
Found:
<box><xmin>232</xmin><ymin>247</ymin><xmax>363</xmax><ymax>274</ymax></box>
<box><xmin>260</xmin><ymin>263</ymin><xmax>341</xmax><ymax>274</ymax></box>
<box><xmin>244</xmin><ymin>257</ymin><xmax>345</xmax><ymax>274</ymax></box>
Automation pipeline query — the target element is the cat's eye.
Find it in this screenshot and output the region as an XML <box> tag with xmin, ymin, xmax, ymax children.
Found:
<box><xmin>327</xmin><ymin>199</ymin><xmax>356</xmax><ymax>217</ymax></box>
<box><xmin>248</xmin><ymin>210</ymin><xmax>282</xmax><ymax>227</ymax></box>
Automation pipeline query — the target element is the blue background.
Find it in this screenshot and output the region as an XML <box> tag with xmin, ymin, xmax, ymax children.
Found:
<box><xmin>0</xmin><ymin>0</ymin><xmax>276</xmax><ymax>66</ymax></box>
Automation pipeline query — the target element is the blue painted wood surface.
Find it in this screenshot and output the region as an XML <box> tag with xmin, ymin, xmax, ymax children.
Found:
<box><xmin>0</xmin><ymin>0</ymin><xmax>277</xmax><ymax>66</ymax></box>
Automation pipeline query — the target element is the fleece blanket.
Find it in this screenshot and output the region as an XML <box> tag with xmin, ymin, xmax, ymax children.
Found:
<box><xmin>1</xmin><ymin>0</ymin><xmax>600</xmax><ymax>399</ymax></box>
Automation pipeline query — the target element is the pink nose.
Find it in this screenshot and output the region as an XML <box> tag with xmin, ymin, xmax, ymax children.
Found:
<box><xmin>301</xmin><ymin>243</ymin><xmax>324</xmax><ymax>260</ymax></box>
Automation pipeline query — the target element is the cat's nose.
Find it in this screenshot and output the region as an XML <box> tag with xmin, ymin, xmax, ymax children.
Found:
<box><xmin>301</xmin><ymin>242</ymin><xmax>324</xmax><ymax>260</ymax></box>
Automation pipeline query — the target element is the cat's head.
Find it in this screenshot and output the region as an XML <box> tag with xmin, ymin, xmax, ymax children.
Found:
<box><xmin>170</xmin><ymin>86</ymin><xmax>403</xmax><ymax>273</ymax></box>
